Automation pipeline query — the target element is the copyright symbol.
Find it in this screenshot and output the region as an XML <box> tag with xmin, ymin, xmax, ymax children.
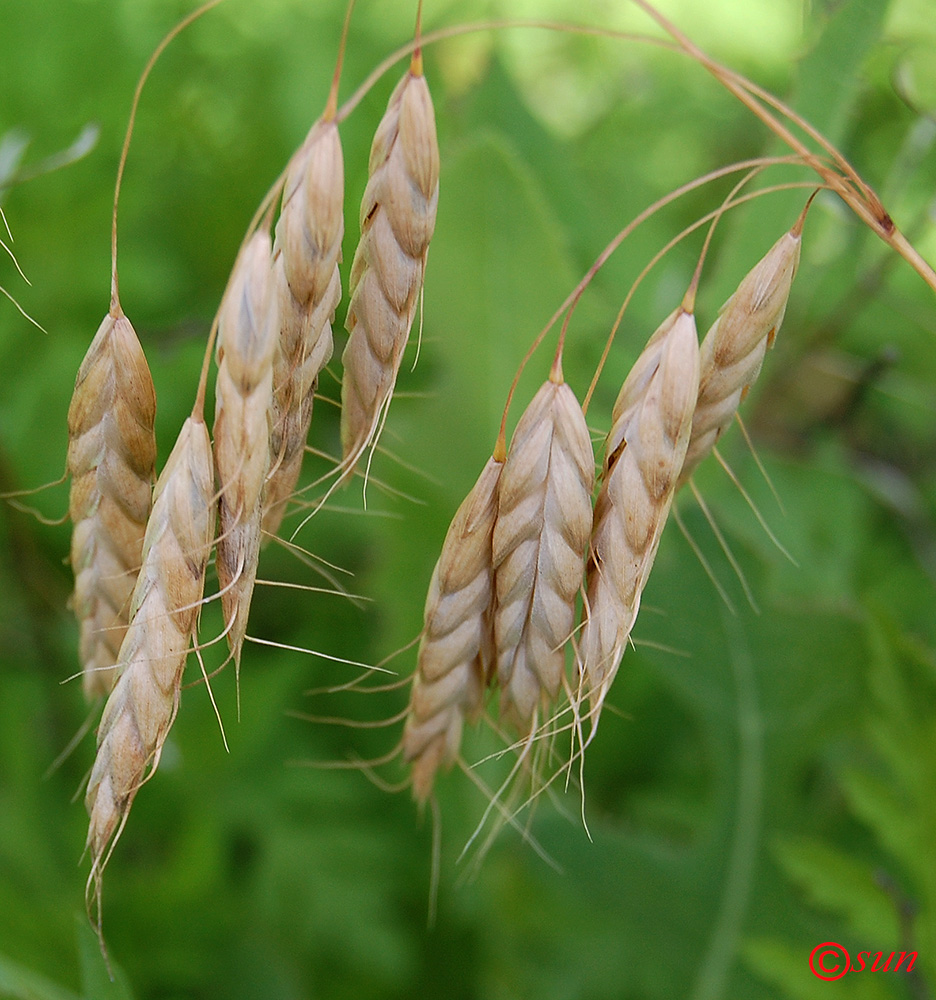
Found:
<box><xmin>810</xmin><ymin>942</ymin><xmax>850</xmax><ymax>980</ymax></box>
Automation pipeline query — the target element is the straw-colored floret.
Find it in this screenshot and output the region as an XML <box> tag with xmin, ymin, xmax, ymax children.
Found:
<box><xmin>340</xmin><ymin>61</ymin><xmax>439</xmax><ymax>468</ymax></box>
<box><xmin>213</xmin><ymin>230</ymin><xmax>278</xmax><ymax>665</ymax></box>
<box><xmin>85</xmin><ymin>416</ymin><xmax>215</xmax><ymax>893</ymax></box>
<box><xmin>492</xmin><ymin>376</ymin><xmax>594</xmax><ymax>729</ymax></box>
<box><xmin>403</xmin><ymin>455</ymin><xmax>502</xmax><ymax>803</ymax></box>
<box><xmin>264</xmin><ymin>117</ymin><xmax>344</xmax><ymax>537</ymax></box>
<box><xmin>67</xmin><ymin>306</ymin><xmax>157</xmax><ymax>700</ymax></box>
<box><xmin>580</xmin><ymin>309</ymin><xmax>700</xmax><ymax>717</ymax></box>
<box><xmin>679</xmin><ymin>227</ymin><xmax>801</xmax><ymax>484</ymax></box>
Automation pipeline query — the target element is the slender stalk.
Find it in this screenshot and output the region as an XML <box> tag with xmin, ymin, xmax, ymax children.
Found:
<box><xmin>111</xmin><ymin>0</ymin><xmax>226</xmax><ymax>309</ymax></box>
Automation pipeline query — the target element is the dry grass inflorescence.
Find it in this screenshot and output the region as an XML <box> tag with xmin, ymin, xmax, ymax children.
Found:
<box><xmin>213</xmin><ymin>228</ymin><xmax>279</xmax><ymax>671</ymax></box>
<box><xmin>580</xmin><ymin>304</ymin><xmax>700</xmax><ymax>729</ymax></box>
<box><xmin>67</xmin><ymin>300</ymin><xmax>157</xmax><ymax>701</ymax></box>
<box><xmin>50</xmin><ymin>0</ymin><xmax>936</xmax><ymax>944</ymax></box>
<box><xmin>402</xmin><ymin>454</ymin><xmax>502</xmax><ymax>805</ymax></box>
<box><xmin>339</xmin><ymin>51</ymin><xmax>440</xmax><ymax>473</ymax></box>
<box><xmin>264</xmin><ymin>107</ymin><xmax>344</xmax><ymax>537</ymax></box>
<box><xmin>493</xmin><ymin>366</ymin><xmax>594</xmax><ymax>732</ymax></box>
<box><xmin>84</xmin><ymin>413</ymin><xmax>215</xmax><ymax>923</ymax></box>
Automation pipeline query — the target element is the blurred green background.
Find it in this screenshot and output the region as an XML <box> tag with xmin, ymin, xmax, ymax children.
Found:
<box><xmin>2</xmin><ymin>0</ymin><xmax>935</xmax><ymax>997</ymax></box>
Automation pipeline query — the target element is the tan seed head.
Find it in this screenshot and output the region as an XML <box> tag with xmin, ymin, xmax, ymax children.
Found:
<box><xmin>492</xmin><ymin>376</ymin><xmax>594</xmax><ymax>730</ymax></box>
<box><xmin>67</xmin><ymin>306</ymin><xmax>157</xmax><ymax>700</ymax></box>
<box><xmin>680</xmin><ymin>226</ymin><xmax>801</xmax><ymax>484</ymax></box>
<box><xmin>213</xmin><ymin>229</ymin><xmax>278</xmax><ymax>665</ymax></box>
<box><xmin>580</xmin><ymin>308</ymin><xmax>700</xmax><ymax>718</ymax></box>
<box><xmin>264</xmin><ymin>117</ymin><xmax>344</xmax><ymax>537</ymax></box>
<box><xmin>85</xmin><ymin>415</ymin><xmax>215</xmax><ymax>898</ymax></box>
<box><xmin>403</xmin><ymin>455</ymin><xmax>501</xmax><ymax>803</ymax></box>
<box><xmin>340</xmin><ymin>61</ymin><xmax>440</xmax><ymax>469</ymax></box>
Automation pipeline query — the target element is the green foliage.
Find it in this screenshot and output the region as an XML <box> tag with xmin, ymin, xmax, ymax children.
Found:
<box><xmin>1</xmin><ymin>1</ymin><xmax>935</xmax><ymax>999</ymax></box>
<box><xmin>746</xmin><ymin>613</ymin><xmax>936</xmax><ymax>1000</ymax></box>
<box><xmin>0</xmin><ymin>950</ymin><xmax>82</xmax><ymax>1000</ymax></box>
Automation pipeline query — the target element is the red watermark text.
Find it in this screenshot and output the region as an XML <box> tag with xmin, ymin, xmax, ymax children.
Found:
<box><xmin>810</xmin><ymin>942</ymin><xmax>917</xmax><ymax>980</ymax></box>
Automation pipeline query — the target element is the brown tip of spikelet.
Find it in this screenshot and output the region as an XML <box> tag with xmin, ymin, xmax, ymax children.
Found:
<box><xmin>492</xmin><ymin>377</ymin><xmax>594</xmax><ymax>730</ymax></box>
<box><xmin>403</xmin><ymin>455</ymin><xmax>502</xmax><ymax>803</ymax></box>
<box><xmin>67</xmin><ymin>306</ymin><xmax>157</xmax><ymax>700</ymax></box>
<box><xmin>792</xmin><ymin>190</ymin><xmax>818</xmax><ymax>238</ymax></box>
<box><xmin>549</xmin><ymin>351</ymin><xmax>564</xmax><ymax>385</ymax></box>
<box><xmin>411</xmin><ymin>0</ymin><xmax>424</xmax><ymax>76</ymax></box>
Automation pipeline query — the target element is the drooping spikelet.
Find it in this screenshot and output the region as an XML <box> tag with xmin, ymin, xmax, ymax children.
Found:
<box><xmin>579</xmin><ymin>309</ymin><xmax>700</xmax><ymax>718</ymax></box>
<box><xmin>340</xmin><ymin>54</ymin><xmax>440</xmax><ymax>468</ymax></box>
<box><xmin>67</xmin><ymin>305</ymin><xmax>157</xmax><ymax>700</ymax></box>
<box><xmin>85</xmin><ymin>415</ymin><xmax>215</xmax><ymax>894</ymax></box>
<box><xmin>403</xmin><ymin>455</ymin><xmax>502</xmax><ymax>803</ymax></box>
<box><xmin>213</xmin><ymin>230</ymin><xmax>278</xmax><ymax>666</ymax></box>
<box><xmin>679</xmin><ymin>223</ymin><xmax>801</xmax><ymax>484</ymax></box>
<box><xmin>602</xmin><ymin>311</ymin><xmax>676</xmax><ymax>474</ymax></box>
<box><xmin>492</xmin><ymin>373</ymin><xmax>594</xmax><ymax>729</ymax></box>
<box><xmin>264</xmin><ymin>115</ymin><xmax>344</xmax><ymax>537</ymax></box>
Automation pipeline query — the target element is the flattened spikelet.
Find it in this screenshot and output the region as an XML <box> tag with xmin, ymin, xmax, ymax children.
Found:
<box><xmin>492</xmin><ymin>377</ymin><xmax>594</xmax><ymax>729</ymax></box>
<box><xmin>403</xmin><ymin>456</ymin><xmax>502</xmax><ymax>803</ymax></box>
<box><xmin>264</xmin><ymin>117</ymin><xmax>344</xmax><ymax>536</ymax></box>
<box><xmin>340</xmin><ymin>61</ymin><xmax>439</xmax><ymax>467</ymax></box>
<box><xmin>580</xmin><ymin>310</ymin><xmax>700</xmax><ymax>717</ymax></box>
<box><xmin>680</xmin><ymin>226</ymin><xmax>801</xmax><ymax>484</ymax></box>
<box><xmin>603</xmin><ymin>309</ymin><xmax>677</xmax><ymax>473</ymax></box>
<box><xmin>67</xmin><ymin>306</ymin><xmax>157</xmax><ymax>700</ymax></box>
<box><xmin>214</xmin><ymin>230</ymin><xmax>278</xmax><ymax>664</ymax></box>
<box><xmin>85</xmin><ymin>416</ymin><xmax>215</xmax><ymax>897</ymax></box>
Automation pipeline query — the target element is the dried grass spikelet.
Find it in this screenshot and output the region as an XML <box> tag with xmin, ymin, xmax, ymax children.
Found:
<box><xmin>601</xmin><ymin>311</ymin><xmax>675</xmax><ymax>474</ymax></box>
<box><xmin>67</xmin><ymin>304</ymin><xmax>157</xmax><ymax>700</ymax></box>
<box><xmin>213</xmin><ymin>229</ymin><xmax>278</xmax><ymax>666</ymax></box>
<box><xmin>403</xmin><ymin>455</ymin><xmax>502</xmax><ymax>804</ymax></box>
<box><xmin>85</xmin><ymin>415</ymin><xmax>215</xmax><ymax>896</ymax></box>
<box><xmin>679</xmin><ymin>224</ymin><xmax>802</xmax><ymax>485</ymax></box>
<box><xmin>340</xmin><ymin>54</ymin><xmax>440</xmax><ymax>467</ymax></box>
<box><xmin>579</xmin><ymin>308</ymin><xmax>700</xmax><ymax>717</ymax></box>
<box><xmin>492</xmin><ymin>371</ymin><xmax>594</xmax><ymax>730</ymax></box>
<box><xmin>264</xmin><ymin>115</ymin><xmax>344</xmax><ymax>536</ymax></box>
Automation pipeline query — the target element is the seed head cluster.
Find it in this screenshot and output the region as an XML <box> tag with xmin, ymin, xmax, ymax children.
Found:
<box><xmin>62</xmin><ymin>21</ymin><xmax>809</xmax><ymax>922</ymax></box>
<box><xmin>69</xmin><ymin>49</ymin><xmax>441</xmax><ymax>905</ymax></box>
<box><xmin>401</xmin><ymin>217</ymin><xmax>804</xmax><ymax>798</ymax></box>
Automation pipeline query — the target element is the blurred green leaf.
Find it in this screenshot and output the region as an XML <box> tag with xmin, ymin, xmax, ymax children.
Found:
<box><xmin>74</xmin><ymin>918</ymin><xmax>134</xmax><ymax>1000</ymax></box>
<box><xmin>0</xmin><ymin>953</ymin><xmax>81</xmax><ymax>1000</ymax></box>
<box><xmin>773</xmin><ymin>838</ymin><xmax>900</xmax><ymax>945</ymax></box>
<box><xmin>745</xmin><ymin>938</ymin><xmax>899</xmax><ymax>1000</ymax></box>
